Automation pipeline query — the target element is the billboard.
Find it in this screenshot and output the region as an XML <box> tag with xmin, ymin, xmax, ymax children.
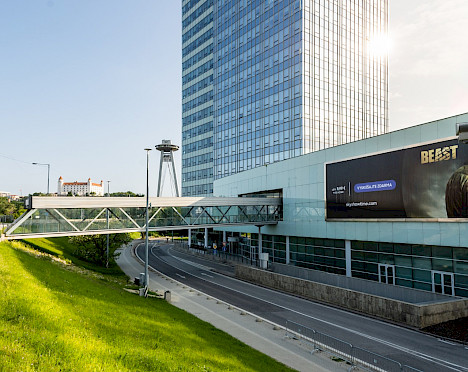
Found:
<box><xmin>326</xmin><ymin>138</ymin><xmax>468</xmax><ymax>219</ymax></box>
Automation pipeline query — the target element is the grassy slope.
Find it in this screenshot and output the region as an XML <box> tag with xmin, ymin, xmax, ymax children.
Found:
<box><xmin>0</xmin><ymin>240</ymin><xmax>294</xmax><ymax>371</ymax></box>
<box><xmin>22</xmin><ymin>235</ymin><xmax>139</xmax><ymax>278</ymax></box>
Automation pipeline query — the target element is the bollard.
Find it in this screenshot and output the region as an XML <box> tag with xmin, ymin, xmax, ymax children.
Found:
<box><xmin>164</xmin><ymin>290</ymin><xmax>171</xmax><ymax>302</ymax></box>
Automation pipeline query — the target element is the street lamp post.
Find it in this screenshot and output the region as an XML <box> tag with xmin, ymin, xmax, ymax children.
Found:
<box><xmin>32</xmin><ymin>162</ymin><xmax>50</xmax><ymax>195</ymax></box>
<box><xmin>144</xmin><ymin>148</ymin><xmax>152</xmax><ymax>289</ymax></box>
<box><xmin>106</xmin><ymin>181</ymin><xmax>110</xmax><ymax>268</ymax></box>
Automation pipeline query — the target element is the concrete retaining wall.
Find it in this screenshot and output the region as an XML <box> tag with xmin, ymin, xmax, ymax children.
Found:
<box><xmin>235</xmin><ymin>265</ymin><xmax>468</xmax><ymax>328</ymax></box>
<box><xmin>271</xmin><ymin>263</ymin><xmax>454</xmax><ymax>304</ymax></box>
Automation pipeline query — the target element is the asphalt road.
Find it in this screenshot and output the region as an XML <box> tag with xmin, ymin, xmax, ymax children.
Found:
<box><xmin>136</xmin><ymin>242</ymin><xmax>468</xmax><ymax>372</ymax></box>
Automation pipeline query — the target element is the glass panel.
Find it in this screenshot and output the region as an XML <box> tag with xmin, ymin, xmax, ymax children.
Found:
<box><xmin>394</xmin><ymin>244</ymin><xmax>410</xmax><ymax>254</ymax></box>
<box><xmin>413</xmin><ymin>268</ymin><xmax>432</xmax><ymax>291</ymax></box>
<box><xmin>455</xmin><ymin>274</ymin><xmax>468</xmax><ymax>296</ymax></box>
<box><xmin>432</xmin><ymin>258</ymin><xmax>453</xmax><ymax>272</ymax></box>
<box><xmin>379</xmin><ymin>265</ymin><xmax>386</xmax><ymax>283</ymax></box>
<box><xmin>454</xmin><ymin>260</ymin><xmax>468</xmax><ymax>275</ymax></box>
<box><xmin>412</xmin><ymin>245</ymin><xmax>431</xmax><ymax>257</ymax></box>
<box><xmin>379</xmin><ymin>242</ymin><xmax>393</xmax><ymax>253</ymax></box>
<box><xmin>433</xmin><ymin>272</ymin><xmax>442</xmax><ymax>294</ymax></box>
<box><xmin>454</xmin><ymin>247</ymin><xmax>468</xmax><ymax>260</ymax></box>
<box><xmin>432</xmin><ymin>246</ymin><xmax>452</xmax><ymax>259</ymax></box>
<box><xmin>363</xmin><ymin>242</ymin><xmax>378</xmax><ymax>251</ymax></box>
<box><xmin>387</xmin><ymin>266</ymin><xmax>394</xmax><ymax>285</ymax></box>
<box><xmin>413</xmin><ymin>256</ymin><xmax>431</xmax><ymax>270</ymax></box>
<box><xmin>379</xmin><ymin>253</ymin><xmax>394</xmax><ymax>265</ymax></box>
<box><xmin>443</xmin><ymin>274</ymin><xmax>454</xmax><ymax>295</ymax></box>
<box><xmin>395</xmin><ymin>266</ymin><xmax>412</xmax><ymax>287</ymax></box>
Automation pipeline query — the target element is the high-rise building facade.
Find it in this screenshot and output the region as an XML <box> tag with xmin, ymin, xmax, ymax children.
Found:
<box><xmin>182</xmin><ymin>0</ymin><xmax>388</xmax><ymax>193</ymax></box>
<box><xmin>182</xmin><ymin>0</ymin><xmax>215</xmax><ymax>196</ymax></box>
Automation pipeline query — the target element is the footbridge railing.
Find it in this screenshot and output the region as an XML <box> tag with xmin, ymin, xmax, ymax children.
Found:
<box><xmin>3</xmin><ymin>196</ymin><xmax>282</xmax><ymax>240</ymax></box>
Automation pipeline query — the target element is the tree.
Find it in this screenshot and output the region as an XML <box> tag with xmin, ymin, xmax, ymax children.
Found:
<box><xmin>0</xmin><ymin>197</ymin><xmax>16</xmax><ymax>216</ymax></box>
<box><xmin>0</xmin><ymin>197</ymin><xmax>26</xmax><ymax>219</ymax></box>
<box><xmin>69</xmin><ymin>233</ymin><xmax>132</xmax><ymax>267</ymax></box>
<box><xmin>110</xmin><ymin>191</ymin><xmax>144</xmax><ymax>197</ymax></box>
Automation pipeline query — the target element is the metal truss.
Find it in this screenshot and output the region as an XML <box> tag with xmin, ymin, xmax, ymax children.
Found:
<box><xmin>4</xmin><ymin>196</ymin><xmax>282</xmax><ymax>239</ymax></box>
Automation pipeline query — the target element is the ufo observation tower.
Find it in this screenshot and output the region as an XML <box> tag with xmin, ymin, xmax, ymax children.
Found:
<box><xmin>155</xmin><ymin>140</ymin><xmax>180</xmax><ymax>197</ymax></box>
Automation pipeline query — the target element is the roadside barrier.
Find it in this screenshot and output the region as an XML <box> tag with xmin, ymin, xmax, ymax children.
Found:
<box><xmin>285</xmin><ymin>320</ymin><xmax>423</xmax><ymax>372</ymax></box>
<box><xmin>173</xmin><ymin>240</ymin><xmax>270</xmax><ymax>269</ymax></box>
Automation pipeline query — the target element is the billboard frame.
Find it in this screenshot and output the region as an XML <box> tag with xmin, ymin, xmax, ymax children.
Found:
<box><xmin>324</xmin><ymin>135</ymin><xmax>468</xmax><ymax>222</ymax></box>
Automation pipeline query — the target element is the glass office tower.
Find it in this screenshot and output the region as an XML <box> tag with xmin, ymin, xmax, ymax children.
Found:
<box><xmin>182</xmin><ymin>0</ymin><xmax>215</xmax><ymax>196</ymax></box>
<box><xmin>182</xmin><ymin>0</ymin><xmax>388</xmax><ymax>191</ymax></box>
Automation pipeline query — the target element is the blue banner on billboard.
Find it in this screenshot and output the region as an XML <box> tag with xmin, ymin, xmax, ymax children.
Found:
<box><xmin>326</xmin><ymin>139</ymin><xmax>468</xmax><ymax>219</ymax></box>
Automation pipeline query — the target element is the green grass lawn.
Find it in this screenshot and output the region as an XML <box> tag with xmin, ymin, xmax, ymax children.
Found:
<box><xmin>0</xmin><ymin>240</ymin><xmax>294</xmax><ymax>371</ymax></box>
<box><xmin>22</xmin><ymin>236</ymin><xmax>130</xmax><ymax>279</ymax></box>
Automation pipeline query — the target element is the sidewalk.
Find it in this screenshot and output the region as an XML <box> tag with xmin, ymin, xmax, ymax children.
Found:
<box><xmin>116</xmin><ymin>242</ymin><xmax>351</xmax><ymax>372</ymax></box>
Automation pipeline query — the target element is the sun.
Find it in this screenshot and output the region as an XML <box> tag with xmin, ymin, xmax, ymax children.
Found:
<box><xmin>368</xmin><ymin>33</ymin><xmax>390</xmax><ymax>57</ymax></box>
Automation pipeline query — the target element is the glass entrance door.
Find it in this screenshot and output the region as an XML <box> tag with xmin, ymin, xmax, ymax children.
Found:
<box><xmin>378</xmin><ymin>264</ymin><xmax>395</xmax><ymax>285</ymax></box>
<box><xmin>432</xmin><ymin>271</ymin><xmax>455</xmax><ymax>296</ymax></box>
<box><xmin>250</xmin><ymin>246</ymin><xmax>257</xmax><ymax>263</ymax></box>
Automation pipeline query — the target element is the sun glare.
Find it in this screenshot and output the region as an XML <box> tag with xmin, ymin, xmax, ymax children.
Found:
<box><xmin>368</xmin><ymin>33</ymin><xmax>390</xmax><ymax>57</ymax></box>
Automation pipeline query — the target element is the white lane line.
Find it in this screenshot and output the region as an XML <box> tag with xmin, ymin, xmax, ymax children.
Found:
<box><xmin>172</xmin><ymin>255</ymin><xmax>213</xmax><ymax>271</ymax></box>
<box><xmin>175</xmin><ymin>248</ymin><xmax>234</xmax><ymax>268</ymax></box>
<box><xmin>200</xmin><ymin>272</ymin><xmax>214</xmax><ymax>278</ymax></box>
<box><xmin>152</xmin><ymin>249</ymin><xmax>468</xmax><ymax>372</ymax></box>
<box><xmin>438</xmin><ymin>339</ymin><xmax>457</xmax><ymax>346</ymax></box>
<box><xmin>175</xmin><ymin>273</ymin><xmax>186</xmax><ymax>279</ymax></box>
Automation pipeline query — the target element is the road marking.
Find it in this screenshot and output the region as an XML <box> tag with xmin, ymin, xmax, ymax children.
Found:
<box><xmin>172</xmin><ymin>255</ymin><xmax>213</xmax><ymax>271</ymax></box>
<box><xmin>175</xmin><ymin>273</ymin><xmax>186</xmax><ymax>279</ymax></box>
<box><xmin>200</xmin><ymin>272</ymin><xmax>214</xmax><ymax>278</ymax></box>
<box><xmin>438</xmin><ymin>339</ymin><xmax>457</xmax><ymax>346</ymax></box>
<box><xmin>149</xmin><ymin>247</ymin><xmax>468</xmax><ymax>372</ymax></box>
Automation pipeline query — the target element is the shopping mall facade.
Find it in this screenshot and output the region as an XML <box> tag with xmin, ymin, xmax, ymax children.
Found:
<box><xmin>211</xmin><ymin>113</ymin><xmax>468</xmax><ymax>297</ymax></box>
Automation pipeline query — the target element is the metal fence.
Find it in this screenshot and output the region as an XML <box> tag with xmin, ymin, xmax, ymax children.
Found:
<box><xmin>285</xmin><ymin>320</ymin><xmax>423</xmax><ymax>372</ymax></box>
<box><xmin>0</xmin><ymin>215</ymin><xmax>14</xmax><ymax>223</ymax></box>
<box><xmin>173</xmin><ymin>240</ymin><xmax>271</xmax><ymax>269</ymax></box>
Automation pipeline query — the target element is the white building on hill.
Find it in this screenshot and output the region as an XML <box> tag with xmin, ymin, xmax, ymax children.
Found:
<box><xmin>57</xmin><ymin>177</ymin><xmax>104</xmax><ymax>196</ymax></box>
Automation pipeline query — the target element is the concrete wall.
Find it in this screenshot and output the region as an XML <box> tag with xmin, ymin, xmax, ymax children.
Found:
<box><xmin>236</xmin><ymin>265</ymin><xmax>468</xmax><ymax>328</ymax></box>
<box><xmin>271</xmin><ymin>263</ymin><xmax>454</xmax><ymax>304</ymax></box>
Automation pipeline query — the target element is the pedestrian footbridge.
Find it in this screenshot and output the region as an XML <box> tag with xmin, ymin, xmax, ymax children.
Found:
<box><xmin>3</xmin><ymin>196</ymin><xmax>282</xmax><ymax>240</ymax></box>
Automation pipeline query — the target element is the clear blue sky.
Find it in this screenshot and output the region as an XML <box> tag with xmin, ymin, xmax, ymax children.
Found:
<box><xmin>1</xmin><ymin>1</ymin><xmax>467</xmax><ymax>196</ymax></box>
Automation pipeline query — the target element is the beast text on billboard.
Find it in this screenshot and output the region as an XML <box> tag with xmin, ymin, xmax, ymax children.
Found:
<box><xmin>326</xmin><ymin>139</ymin><xmax>468</xmax><ymax>219</ymax></box>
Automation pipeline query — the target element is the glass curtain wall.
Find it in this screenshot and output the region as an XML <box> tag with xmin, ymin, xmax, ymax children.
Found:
<box><xmin>213</xmin><ymin>0</ymin><xmax>304</xmax><ymax>179</ymax></box>
<box><xmin>212</xmin><ymin>0</ymin><xmax>388</xmax><ymax>180</ymax></box>
<box><xmin>351</xmin><ymin>242</ymin><xmax>468</xmax><ymax>297</ymax></box>
<box><xmin>303</xmin><ymin>0</ymin><xmax>388</xmax><ymax>151</ymax></box>
<box><xmin>237</xmin><ymin>232</ymin><xmax>468</xmax><ymax>297</ymax></box>
<box><xmin>182</xmin><ymin>0</ymin><xmax>215</xmax><ymax>196</ymax></box>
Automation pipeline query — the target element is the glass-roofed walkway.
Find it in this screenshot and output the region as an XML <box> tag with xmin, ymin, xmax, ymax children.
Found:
<box><xmin>2</xmin><ymin>196</ymin><xmax>282</xmax><ymax>240</ymax></box>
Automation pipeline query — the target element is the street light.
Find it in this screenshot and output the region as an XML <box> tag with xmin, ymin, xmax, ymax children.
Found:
<box><xmin>32</xmin><ymin>162</ymin><xmax>50</xmax><ymax>195</ymax></box>
<box><xmin>106</xmin><ymin>181</ymin><xmax>110</xmax><ymax>268</ymax></box>
<box><xmin>144</xmin><ymin>148</ymin><xmax>152</xmax><ymax>290</ymax></box>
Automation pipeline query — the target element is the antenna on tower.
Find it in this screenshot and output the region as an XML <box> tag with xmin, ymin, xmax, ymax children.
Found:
<box><xmin>155</xmin><ymin>140</ymin><xmax>180</xmax><ymax>197</ymax></box>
